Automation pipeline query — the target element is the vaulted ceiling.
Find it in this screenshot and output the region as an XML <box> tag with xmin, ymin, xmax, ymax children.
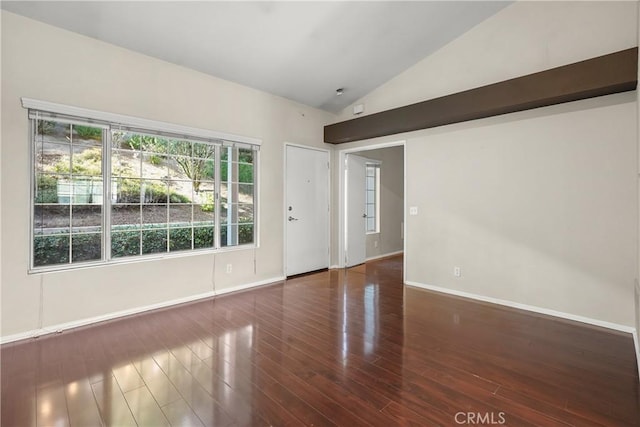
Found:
<box><xmin>2</xmin><ymin>1</ymin><xmax>509</xmax><ymax>113</ymax></box>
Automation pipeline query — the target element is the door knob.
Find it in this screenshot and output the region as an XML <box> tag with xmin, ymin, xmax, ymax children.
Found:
<box><xmin>362</xmin><ymin>213</ymin><xmax>367</xmax><ymax>218</ymax></box>
<box><xmin>288</xmin><ymin>216</ymin><xmax>299</xmax><ymax>221</ymax></box>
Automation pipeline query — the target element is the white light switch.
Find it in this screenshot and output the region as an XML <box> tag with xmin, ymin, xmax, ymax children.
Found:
<box><xmin>409</xmin><ymin>206</ymin><xmax>418</xmax><ymax>216</ymax></box>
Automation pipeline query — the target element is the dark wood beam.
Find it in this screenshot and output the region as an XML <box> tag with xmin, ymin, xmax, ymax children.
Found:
<box><xmin>324</xmin><ymin>47</ymin><xmax>638</xmax><ymax>144</ymax></box>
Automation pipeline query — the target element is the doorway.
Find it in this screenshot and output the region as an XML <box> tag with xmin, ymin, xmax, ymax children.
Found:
<box><xmin>284</xmin><ymin>144</ymin><xmax>330</xmax><ymax>276</ymax></box>
<box><xmin>339</xmin><ymin>142</ymin><xmax>406</xmax><ymax>277</ymax></box>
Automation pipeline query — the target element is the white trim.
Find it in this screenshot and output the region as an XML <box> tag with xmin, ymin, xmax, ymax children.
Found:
<box><xmin>366</xmin><ymin>250</ymin><xmax>404</xmax><ymax>262</ymax></box>
<box><xmin>338</xmin><ymin>140</ymin><xmax>406</xmax><ymax>284</ymax></box>
<box><xmin>329</xmin><ymin>264</ymin><xmax>341</xmax><ymax>270</ymax></box>
<box><xmin>21</xmin><ymin>97</ymin><xmax>261</xmax><ymax>146</ymax></box>
<box><xmin>0</xmin><ymin>275</ymin><xmax>284</xmax><ymax>345</ymax></box>
<box><xmin>405</xmin><ymin>280</ymin><xmax>636</xmax><ymax>334</ymax></box>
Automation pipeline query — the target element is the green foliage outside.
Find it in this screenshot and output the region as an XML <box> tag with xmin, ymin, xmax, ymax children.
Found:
<box><xmin>74</xmin><ymin>125</ymin><xmax>102</xmax><ymax>140</ymax></box>
<box><xmin>53</xmin><ymin>147</ymin><xmax>102</xmax><ymax>176</ymax></box>
<box><xmin>37</xmin><ymin>120</ymin><xmax>56</xmax><ymax>135</ymax></box>
<box><xmin>121</xmin><ymin>134</ymin><xmax>215</xmax><ymax>193</ymax></box>
<box><xmin>35</xmin><ymin>174</ymin><xmax>59</xmax><ymax>203</ymax></box>
<box><xmin>115</xmin><ymin>179</ymin><xmax>191</xmax><ymax>204</ymax></box>
<box><xmin>33</xmin><ymin>128</ymin><xmax>255</xmax><ymax>268</ymax></box>
<box><xmin>201</xmin><ymin>192</ymin><xmax>214</xmax><ymax>212</ymax></box>
<box><xmin>34</xmin><ymin>224</ymin><xmax>253</xmax><ymax>266</ymax></box>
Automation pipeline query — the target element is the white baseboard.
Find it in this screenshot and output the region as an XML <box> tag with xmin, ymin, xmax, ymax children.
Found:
<box><xmin>633</xmin><ymin>330</ymin><xmax>640</xmax><ymax>379</ymax></box>
<box><xmin>366</xmin><ymin>250</ymin><xmax>404</xmax><ymax>262</ymax></box>
<box><xmin>405</xmin><ymin>280</ymin><xmax>635</xmax><ymax>334</ymax></box>
<box><xmin>0</xmin><ymin>275</ymin><xmax>285</xmax><ymax>345</ymax></box>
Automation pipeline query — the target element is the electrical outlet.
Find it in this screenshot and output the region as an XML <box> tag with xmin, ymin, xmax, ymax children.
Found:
<box><xmin>454</xmin><ymin>266</ymin><xmax>461</xmax><ymax>277</ymax></box>
<box><xmin>226</xmin><ymin>264</ymin><xmax>232</xmax><ymax>274</ymax></box>
<box><xmin>374</xmin><ymin>240</ymin><xmax>378</xmax><ymax>248</ymax></box>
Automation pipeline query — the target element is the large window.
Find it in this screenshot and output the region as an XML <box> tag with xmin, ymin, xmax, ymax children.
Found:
<box><xmin>30</xmin><ymin>108</ymin><xmax>258</xmax><ymax>271</ymax></box>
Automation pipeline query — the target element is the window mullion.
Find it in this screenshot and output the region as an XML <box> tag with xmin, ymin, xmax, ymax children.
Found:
<box><xmin>104</xmin><ymin>128</ymin><xmax>112</xmax><ymax>261</ymax></box>
<box><xmin>214</xmin><ymin>145</ymin><xmax>221</xmax><ymax>249</ymax></box>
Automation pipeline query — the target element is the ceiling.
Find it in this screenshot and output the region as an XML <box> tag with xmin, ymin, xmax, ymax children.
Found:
<box><xmin>2</xmin><ymin>1</ymin><xmax>509</xmax><ymax>113</ymax></box>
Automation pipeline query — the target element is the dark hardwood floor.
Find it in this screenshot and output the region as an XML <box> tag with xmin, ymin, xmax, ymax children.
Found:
<box><xmin>2</xmin><ymin>255</ymin><xmax>639</xmax><ymax>426</ymax></box>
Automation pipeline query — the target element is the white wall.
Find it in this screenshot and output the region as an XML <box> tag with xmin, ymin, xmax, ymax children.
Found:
<box><xmin>335</xmin><ymin>1</ymin><xmax>638</xmax><ymax>327</ymax></box>
<box><xmin>0</xmin><ymin>11</ymin><xmax>335</xmax><ymax>339</ymax></box>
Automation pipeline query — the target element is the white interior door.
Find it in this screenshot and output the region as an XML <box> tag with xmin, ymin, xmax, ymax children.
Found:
<box><xmin>346</xmin><ymin>154</ymin><xmax>367</xmax><ymax>267</ymax></box>
<box><xmin>285</xmin><ymin>145</ymin><xmax>329</xmax><ymax>276</ymax></box>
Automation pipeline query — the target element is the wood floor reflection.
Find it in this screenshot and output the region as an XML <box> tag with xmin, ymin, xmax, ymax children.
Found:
<box><xmin>2</xmin><ymin>255</ymin><xmax>639</xmax><ymax>426</ymax></box>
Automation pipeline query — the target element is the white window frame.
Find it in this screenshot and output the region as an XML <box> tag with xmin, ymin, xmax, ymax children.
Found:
<box><xmin>24</xmin><ymin>98</ymin><xmax>261</xmax><ymax>273</ymax></box>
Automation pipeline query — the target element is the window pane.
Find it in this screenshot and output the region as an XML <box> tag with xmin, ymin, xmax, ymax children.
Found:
<box><xmin>238</xmin><ymin>148</ymin><xmax>254</xmax><ymax>164</ymax></box>
<box><xmin>193</xmin><ymin>227</ymin><xmax>214</xmax><ymax>249</ymax></box>
<box><xmin>366</xmin><ymin>205</ymin><xmax>375</xmax><ymax>219</ymax></box>
<box><xmin>111</xmin><ymin>230</ymin><xmax>141</xmax><ymax>258</ymax></box>
<box><xmin>169</xmin><ymin>204</ymin><xmax>193</xmax><ymax>227</ymax></box>
<box><xmin>72</xmin><ymin>205</ymin><xmax>102</xmax><ymax>232</ymax></box>
<box><xmin>35</xmin><ymin>173</ymin><xmax>65</xmax><ymax>204</ymax></box>
<box><xmin>169</xmin><ymin>140</ymin><xmax>192</xmax><ymax>157</ymax></box>
<box><xmin>35</xmin><ymin>119</ymin><xmax>63</xmax><ymax>142</ymax></box>
<box><xmin>72</xmin><ymin>125</ymin><xmax>102</xmax><ymax>146</ymax></box>
<box><xmin>72</xmin><ymin>233</ymin><xmax>102</xmax><ymax>262</ymax></box>
<box><xmin>71</xmin><ymin>146</ymin><xmax>102</xmax><ymax>176</ymax></box>
<box><xmin>192</xmin><ymin>142</ymin><xmax>215</xmax><ymax>160</ymax></box>
<box><xmin>220</xmin><ymin>225</ymin><xmax>236</xmax><ymax>247</ymax></box>
<box><xmin>238</xmin><ymin>204</ymin><xmax>254</xmax><ymax>224</ymax></box>
<box><xmin>34</xmin><ymin>235</ymin><xmax>70</xmax><ymax>267</ymax></box>
<box><xmin>167</xmin><ymin>180</ymin><xmax>193</xmax><ymax>203</ymax></box>
<box><xmin>169</xmin><ymin>228</ymin><xmax>192</xmax><ymax>252</ymax></box>
<box><xmin>200</xmin><ymin>159</ymin><xmax>215</xmax><ymax>180</ymax></box>
<box><xmin>366</xmin><ymin>190</ymin><xmax>375</xmax><ymax>204</ymax></box>
<box><xmin>35</xmin><ymin>142</ymin><xmax>71</xmax><ymax>175</ymax></box>
<box><xmin>142</xmin><ymin>204</ymin><xmax>167</xmax><ymax>225</ymax></box>
<box><xmin>142</xmin><ymin>153</ymin><xmax>168</xmax><ymax>178</ymax></box>
<box><xmin>113</xmin><ymin>178</ymin><xmax>141</xmax><ymax>203</ymax></box>
<box><xmin>111</xmin><ymin>149</ymin><xmax>135</xmax><ymax>177</ymax></box>
<box><xmin>34</xmin><ymin>205</ymin><xmax>70</xmax><ymax>234</ymax></box>
<box><xmin>238</xmin><ymin>164</ymin><xmax>253</xmax><ymax>183</ymax></box>
<box><xmin>142</xmin><ymin>229</ymin><xmax>167</xmax><ymax>254</ymax></box>
<box><xmin>366</xmin><ymin>176</ymin><xmax>375</xmax><ymax>189</ymax></box>
<box><xmin>367</xmin><ymin>217</ymin><xmax>375</xmax><ymax>231</ymax></box>
<box><xmin>112</xmin><ymin>204</ymin><xmax>140</xmax><ymax>227</ymax></box>
<box><xmin>141</xmin><ymin>180</ymin><xmax>169</xmax><ymax>204</ymax></box>
<box><xmin>239</xmin><ymin>224</ymin><xmax>254</xmax><ymax>245</ymax></box>
<box><xmin>238</xmin><ymin>184</ymin><xmax>254</xmax><ymax>201</ymax></box>
<box><xmin>193</xmin><ymin>205</ymin><xmax>215</xmax><ymax>226</ymax></box>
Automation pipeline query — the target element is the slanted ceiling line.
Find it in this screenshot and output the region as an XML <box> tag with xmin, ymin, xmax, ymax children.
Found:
<box><xmin>324</xmin><ymin>47</ymin><xmax>638</xmax><ymax>144</ymax></box>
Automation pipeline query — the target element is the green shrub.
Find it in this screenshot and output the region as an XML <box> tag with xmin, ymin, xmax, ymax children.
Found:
<box><xmin>33</xmin><ymin>222</ymin><xmax>250</xmax><ymax>265</ymax></box>
<box><xmin>53</xmin><ymin>148</ymin><xmax>102</xmax><ymax>175</ymax></box>
<box><xmin>72</xmin><ymin>233</ymin><xmax>102</xmax><ymax>262</ymax></box>
<box><xmin>142</xmin><ymin>229</ymin><xmax>167</xmax><ymax>254</ymax></box>
<box><xmin>201</xmin><ymin>193</ymin><xmax>214</xmax><ymax>212</ymax></box>
<box><xmin>74</xmin><ymin>125</ymin><xmax>102</xmax><ymax>140</ymax></box>
<box><xmin>115</xmin><ymin>180</ymin><xmax>191</xmax><ymax>204</ymax></box>
<box><xmin>35</xmin><ymin>175</ymin><xmax>59</xmax><ymax>203</ymax></box>
<box><xmin>220</xmin><ymin>224</ymin><xmax>254</xmax><ymax>246</ymax></box>
<box><xmin>37</xmin><ymin>120</ymin><xmax>56</xmax><ymax>136</ymax></box>
<box><xmin>111</xmin><ymin>229</ymin><xmax>141</xmax><ymax>258</ymax></box>
<box><xmin>149</xmin><ymin>154</ymin><xmax>164</xmax><ymax>166</ymax></box>
<box><xmin>34</xmin><ymin>235</ymin><xmax>69</xmax><ymax>266</ymax></box>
